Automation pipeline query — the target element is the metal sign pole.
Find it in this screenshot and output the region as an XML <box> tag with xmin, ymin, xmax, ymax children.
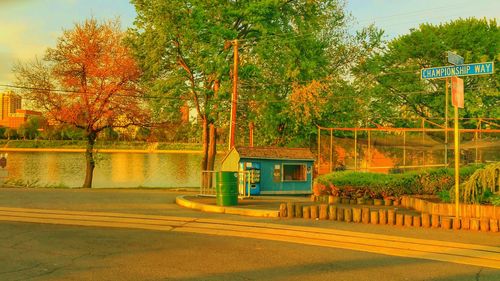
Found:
<box><xmin>445</xmin><ymin>78</ymin><xmax>449</xmax><ymax>166</ymax></box>
<box><xmin>453</xmin><ymin>98</ymin><xmax>460</xmax><ymax>220</ymax></box>
<box><xmin>451</xmin><ymin>76</ymin><xmax>464</xmax><ymax>221</ymax></box>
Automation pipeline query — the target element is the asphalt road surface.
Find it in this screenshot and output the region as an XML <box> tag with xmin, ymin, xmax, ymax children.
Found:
<box><xmin>2</xmin><ymin>221</ymin><xmax>500</xmax><ymax>281</ymax></box>
<box><xmin>0</xmin><ymin>188</ymin><xmax>499</xmax><ymax>281</ymax></box>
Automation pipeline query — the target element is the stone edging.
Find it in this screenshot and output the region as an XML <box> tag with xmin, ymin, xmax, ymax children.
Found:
<box><xmin>175</xmin><ymin>195</ymin><xmax>279</xmax><ymax>218</ymax></box>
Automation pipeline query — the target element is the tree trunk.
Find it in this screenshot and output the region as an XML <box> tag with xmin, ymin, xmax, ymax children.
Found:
<box><xmin>206</xmin><ymin>122</ymin><xmax>217</xmax><ymax>188</ymax></box>
<box><xmin>201</xmin><ymin>117</ymin><xmax>209</xmax><ymax>190</ymax></box>
<box><xmin>207</xmin><ymin>123</ymin><xmax>217</xmax><ymax>170</ymax></box>
<box><xmin>82</xmin><ymin>131</ymin><xmax>97</xmax><ymax>188</ymax></box>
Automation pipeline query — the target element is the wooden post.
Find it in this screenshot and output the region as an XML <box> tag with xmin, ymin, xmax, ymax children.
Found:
<box><xmin>295</xmin><ymin>204</ymin><xmax>303</xmax><ymax>218</ymax></box>
<box><xmin>404</xmin><ymin>214</ymin><xmax>413</xmax><ymax>227</ymax></box>
<box><xmin>461</xmin><ymin>217</ymin><xmax>470</xmax><ymax>230</ymax></box>
<box><xmin>345</xmin><ymin>208</ymin><xmax>353</xmax><ymax>223</ymax></box>
<box><xmin>490</xmin><ymin>219</ymin><xmax>499</xmax><ymax>233</ymax></box>
<box><xmin>379</xmin><ymin>209</ymin><xmax>387</xmax><ymax>225</ymax></box>
<box><xmin>441</xmin><ymin>217</ymin><xmax>452</xmax><ymax>230</ymax></box>
<box><xmin>480</xmin><ymin>218</ymin><xmax>490</xmax><ymax>232</ymax></box>
<box><xmin>337</xmin><ymin>207</ymin><xmax>344</xmax><ymax>221</ymax></box>
<box><xmin>228</xmin><ymin>39</ymin><xmax>239</xmax><ymax>150</ymax></box>
<box><xmin>387</xmin><ymin>209</ymin><xmax>396</xmax><ymax>225</ymax></box>
<box><xmin>370</xmin><ymin>211</ymin><xmax>379</xmax><ymax>225</ymax></box>
<box><xmin>329</xmin><ymin>205</ymin><xmax>337</xmax><ymax>220</ymax></box>
<box><xmin>362</xmin><ymin>207</ymin><xmax>370</xmax><ymax>224</ymax></box>
<box><xmin>319</xmin><ymin>204</ymin><xmax>328</xmax><ymax>220</ymax></box>
<box><xmin>279</xmin><ymin>203</ymin><xmax>287</xmax><ymax>218</ymax></box>
<box><xmin>287</xmin><ymin>202</ymin><xmax>295</xmax><ymax>219</ymax></box>
<box><xmin>396</xmin><ymin>214</ymin><xmax>404</xmax><ymax>226</ymax></box>
<box><xmin>432</xmin><ymin>214</ymin><xmax>440</xmax><ymax>228</ymax></box>
<box><xmin>413</xmin><ymin>216</ymin><xmax>421</xmax><ymax>227</ymax></box>
<box><xmin>303</xmin><ymin>206</ymin><xmax>310</xmax><ymax>219</ymax></box>
<box><xmin>353</xmin><ymin>208</ymin><xmax>362</xmax><ymax>223</ymax></box>
<box><xmin>453</xmin><ymin>218</ymin><xmax>461</xmax><ymax>230</ymax></box>
<box><xmin>249</xmin><ymin>122</ymin><xmax>254</xmax><ymax>147</ymax></box>
<box><xmin>470</xmin><ymin>218</ymin><xmax>480</xmax><ymax>231</ymax></box>
<box><xmin>421</xmin><ymin>213</ymin><xmax>431</xmax><ymax>228</ymax></box>
<box><xmin>310</xmin><ymin>205</ymin><xmax>319</xmax><ymax>219</ymax></box>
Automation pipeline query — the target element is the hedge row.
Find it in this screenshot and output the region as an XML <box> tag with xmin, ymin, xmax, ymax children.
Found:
<box><xmin>315</xmin><ymin>165</ymin><xmax>484</xmax><ymax>199</ymax></box>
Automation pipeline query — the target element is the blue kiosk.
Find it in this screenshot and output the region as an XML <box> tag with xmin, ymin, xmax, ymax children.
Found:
<box><xmin>220</xmin><ymin>147</ymin><xmax>315</xmax><ymax>195</ymax></box>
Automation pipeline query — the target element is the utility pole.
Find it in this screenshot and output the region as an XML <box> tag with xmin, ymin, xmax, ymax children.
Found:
<box><xmin>249</xmin><ymin>122</ymin><xmax>254</xmax><ymax>147</ymax></box>
<box><xmin>229</xmin><ymin>39</ymin><xmax>238</xmax><ymax>150</ymax></box>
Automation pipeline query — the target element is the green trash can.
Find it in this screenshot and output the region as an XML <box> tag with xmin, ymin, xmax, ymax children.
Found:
<box><xmin>216</xmin><ymin>171</ymin><xmax>239</xmax><ymax>206</ymax></box>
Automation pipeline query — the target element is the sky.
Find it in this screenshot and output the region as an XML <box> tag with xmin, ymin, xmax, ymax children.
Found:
<box><xmin>0</xmin><ymin>0</ymin><xmax>499</xmax><ymax>85</ymax></box>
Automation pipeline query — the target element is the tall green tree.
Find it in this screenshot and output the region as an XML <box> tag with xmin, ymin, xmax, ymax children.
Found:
<box><xmin>128</xmin><ymin>0</ymin><xmax>368</xmax><ymax>168</ymax></box>
<box><xmin>355</xmin><ymin>18</ymin><xmax>499</xmax><ymax>128</ymax></box>
<box><xmin>130</xmin><ymin>0</ymin><xmax>381</xmax><ymax>160</ymax></box>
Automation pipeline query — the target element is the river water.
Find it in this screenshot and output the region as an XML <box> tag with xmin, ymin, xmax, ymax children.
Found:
<box><xmin>1</xmin><ymin>152</ymin><xmax>221</xmax><ymax>188</ymax></box>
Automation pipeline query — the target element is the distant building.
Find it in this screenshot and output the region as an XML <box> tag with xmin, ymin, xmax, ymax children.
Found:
<box><xmin>0</xmin><ymin>91</ymin><xmax>43</xmax><ymax>129</ymax></box>
<box><xmin>0</xmin><ymin>92</ymin><xmax>22</xmax><ymax>120</ymax></box>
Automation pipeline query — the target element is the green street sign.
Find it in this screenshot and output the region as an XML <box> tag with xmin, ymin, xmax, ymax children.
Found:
<box><xmin>447</xmin><ymin>51</ymin><xmax>464</xmax><ymax>65</ymax></box>
<box><xmin>421</xmin><ymin>62</ymin><xmax>494</xmax><ymax>79</ymax></box>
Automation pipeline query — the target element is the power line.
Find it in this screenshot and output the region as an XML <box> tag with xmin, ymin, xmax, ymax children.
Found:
<box><xmin>2</xmin><ymin>82</ymin><xmax>497</xmax><ymax>103</ymax></box>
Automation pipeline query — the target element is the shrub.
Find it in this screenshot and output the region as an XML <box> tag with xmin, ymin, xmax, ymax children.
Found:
<box><xmin>437</xmin><ymin>189</ymin><xmax>452</xmax><ymax>203</ymax></box>
<box><xmin>490</xmin><ymin>195</ymin><xmax>500</xmax><ymax>206</ymax></box>
<box><xmin>462</xmin><ymin>162</ymin><xmax>500</xmax><ymax>204</ymax></box>
<box><xmin>315</xmin><ymin>164</ymin><xmax>485</xmax><ymax>200</ymax></box>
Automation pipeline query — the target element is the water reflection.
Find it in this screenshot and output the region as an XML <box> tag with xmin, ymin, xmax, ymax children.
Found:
<box><xmin>3</xmin><ymin>152</ymin><xmax>220</xmax><ymax>188</ymax></box>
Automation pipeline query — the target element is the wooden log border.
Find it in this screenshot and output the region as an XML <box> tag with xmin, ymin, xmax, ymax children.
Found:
<box><xmin>278</xmin><ymin>202</ymin><xmax>500</xmax><ymax>232</ymax></box>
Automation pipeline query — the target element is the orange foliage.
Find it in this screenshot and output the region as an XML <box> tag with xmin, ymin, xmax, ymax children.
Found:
<box><xmin>288</xmin><ymin>80</ymin><xmax>327</xmax><ymax>126</ymax></box>
<box><xmin>44</xmin><ymin>18</ymin><xmax>147</xmax><ymax>132</ymax></box>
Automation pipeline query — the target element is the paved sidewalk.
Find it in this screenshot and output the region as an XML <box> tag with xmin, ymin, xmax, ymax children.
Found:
<box><xmin>0</xmin><ymin>187</ymin><xmax>498</xmax><ymax>247</ymax></box>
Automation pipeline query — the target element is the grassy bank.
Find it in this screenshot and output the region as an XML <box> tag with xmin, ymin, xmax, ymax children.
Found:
<box><xmin>0</xmin><ymin>140</ymin><xmax>225</xmax><ymax>151</ymax></box>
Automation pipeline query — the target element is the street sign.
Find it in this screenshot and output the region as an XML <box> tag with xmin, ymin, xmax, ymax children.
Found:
<box><xmin>447</xmin><ymin>51</ymin><xmax>464</xmax><ymax>65</ymax></box>
<box><xmin>421</xmin><ymin>62</ymin><xmax>494</xmax><ymax>79</ymax></box>
<box><xmin>452</xmin><ymin>76</ymin><xmax>464</xmax><ymax>108</ymax></box>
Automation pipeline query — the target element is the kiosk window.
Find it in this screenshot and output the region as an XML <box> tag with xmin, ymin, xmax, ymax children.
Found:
<box><xmin>273</xmin><ymin>165</ymin><xmax>281</xmax><ymax>182</ymax></box>
<box><xmin>282</xmin><ymin>164</ymin><xmax>306</xmax><ymax>181</ymax></box>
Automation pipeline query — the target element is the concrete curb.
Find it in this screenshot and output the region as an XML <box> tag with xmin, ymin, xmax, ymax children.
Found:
<box><xmin>175</xmin><ymin>195</ymin><xmax>279</xmax><ymax>218</ymax></box>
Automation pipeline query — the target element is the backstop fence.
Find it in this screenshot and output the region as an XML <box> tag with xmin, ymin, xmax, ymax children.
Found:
<box><xmin>316</xmin><ymin>118</ymin><xmax>500</xmax><ymax>175</ymax></box>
